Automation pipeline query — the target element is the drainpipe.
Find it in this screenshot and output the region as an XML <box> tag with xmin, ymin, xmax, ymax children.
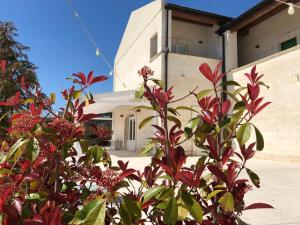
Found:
<box><xmin>221</xmin><ymin>33</ymin><xmax>227</xmax><ymax>101</ymax></box>
<box><xmin>164</xmin><ymin>8</ymin><xmax>169</xmax><ymax>91</ymax></box>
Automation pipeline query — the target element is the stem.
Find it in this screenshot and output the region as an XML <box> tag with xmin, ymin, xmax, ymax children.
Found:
<box><xmin>169</xmin><ymin>86</ymin><xmax>198</xmax><ymax>104</ymax></box>
<box><xmin>54</xmin><ymin>152</ymin><xmax>60</xmax><ymax>193</ymax></box>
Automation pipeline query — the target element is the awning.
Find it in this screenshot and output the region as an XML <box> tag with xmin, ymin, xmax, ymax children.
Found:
<box><xmin>84</xmin><ymin>90</ymin><xmax>149</xmax><ymax>114</ymax></box>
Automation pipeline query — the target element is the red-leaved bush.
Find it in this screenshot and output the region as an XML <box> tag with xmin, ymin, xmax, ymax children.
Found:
<box><xmin>0</xmin><ymin>59</ymin><xmax>272</xmax><ymax>225</ymax></box>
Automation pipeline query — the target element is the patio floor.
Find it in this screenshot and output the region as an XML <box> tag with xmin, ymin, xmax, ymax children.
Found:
<box><xmin>109</xmin><ymin>150</ymin><xmax>300</xmax><ymax>225</ymax></box>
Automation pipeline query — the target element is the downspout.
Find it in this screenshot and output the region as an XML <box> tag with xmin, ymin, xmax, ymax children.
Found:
<box><xmin>221</xmin><ymin>33</ymin><xmax>227</xmax><ymax>101</ymax></box>
<box><xmin>164</xmin><ymin>8</ymin><xmax>169</xmax><ymax>92</ymax></box>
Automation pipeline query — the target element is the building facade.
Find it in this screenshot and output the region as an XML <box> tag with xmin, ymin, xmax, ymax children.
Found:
<box><xmin>87</xmin><ymin>0</ymin><xmax>300</xmax><ymax>161</ymax></box>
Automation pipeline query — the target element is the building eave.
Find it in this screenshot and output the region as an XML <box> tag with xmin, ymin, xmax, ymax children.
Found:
<box><xmin>217</xmin><ymin>0</ymin><xmax>300</xmax><ymax>34</ymax></box>
<box><xmin>165</xmin><ymin>3</ymin><xmax>233</xmax><ymax>27</ymax></box>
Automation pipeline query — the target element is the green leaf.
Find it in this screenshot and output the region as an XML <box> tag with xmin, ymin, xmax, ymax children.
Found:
<box><xmin>246</xmin><ymin>168</ymin><xmax>260</xmax><ymax>188</ymax></box>
<box><xmin>163</xmin><ymin>197</ymin><xmax>178</xmax><ymax>225</ymax></box>
<box><xmin>181</xmin><ymin>190</ymin><xmax>203</xmax><ymax>223</ymax></box>
<box><xmin>167</xmin><ymin>116</ymin><xmax>181</xmax><ymax>128</ymax></box>
<box><xmin>90</xmin><ymin>145</ymin><xmax>104</xmax><ymax>164</ymax></box>
<box><xmin>197</xmin><ymin>89</ymin><xmax>212</xmax><ymax>100</ymax></box>
<box><xmin>135</xmin><ymin>85</ymin><xmax>145</xmax><ymax>99</ymax></box>
<box><xmin>2</xmin><ymin>139</ymin><xmax>29</xmax><ymax>163</ymax></box>
<box><xmin>26</xmin><ymin>138</ymin><xmax>40</xmax><ymax>162</ymax></box>
<box><xmin>0</xmin><ymin>112</ymin><xmax>8</xmax><ymax>123</ymax></box>
<box><xmin>25</xmin><ymin>192</ymin><xmax>48</xmax><ymax>201</ymax></box>
<box><xmin>231</xmin><ymin>109</ymin><xmax>245</xmax><ymax>125</ymax></box>
<box><xmin>221</xmin><ymin>80</ymin><xmax>241</xmax><ymax>87</ymax></box>
<box><xmin>61</xmin><ymin>182</ymin><xmax>77</xmax><ymax>192</ymax></box>
<box><xmin>156</xmin><ymin>188</ymin><xmax>173</xmax><ymax>201</ymax></box>
<box><xmin>206</xmin><ymin>190</ymin><xmax>224</xmax><ymax>200</ymax></box>
<box><xmin>167</xmin><ymin>107</ymin><xmax>178</xmax><ymax>116</ymax></box>
<box><xmin>121</xmin><ymin>196</ymin><xmax>141</xmax><ymax>224</ymax></box>
<box><xmin>184</xmin><ymin>117</ymin><xmax>200</xmax><ymax>138</ymax></box>
<box><xmin>233</xmin><ymin>101</ymin><xmax>246</xmax><ymax>111</ymax></box>
<box><xmin>258</xmin><ymin>81</ymin><xmax>270</xmax><ymax>89</ymax></box>
<box><xmin>143</xmin><ymin>186</ymin><xmax>165</xmax><ymax>203</ymax></box>
<box><xmin>0</xmin><ymin>168</ymin><xmax>11</xmax><ymax>176</ymax></box>
<box><xmin>233</xmin><ymin>87</ymin><xmax>247</xmax><ymax>96</ymax></box>
<box><xmin>253</xmin><ymin>125</ymin><xmax>264</xmax><ymax>151</ymax></box>
<box><xmin>140</xmin><ymin>141</ymin><xmax>155</xmax><ymax>156</ymax></box>
<box><xmin>177</xmin><ymin>197</ymin><xmax>188</xmax><ymax>220</ymax></box>
<box><xmin>175</xmin><ymin>106</ymin><xmax>199</xmax><ymax>113</ymax></box>
<box><xmin>151</xmin><ymin>79</ymin><xmax>164</xmax><ymax>88</ymax></box>
<box><xmin>237</xmin><ymin>122</ymin><xmax>251</xmax><ymax>146</ymax></box>
<box><xmin>50</xmin><ymin>93</ymin><xmax>56</xmax><ymax>104</ymax></box>
<box><xmin>72</xmin><ymin>198</ymin><xmax>106</xmax><ymax>225</ymax></box>
<box><xmin>23</xmin><ymin>98</ymin><xmax>34</xmax><ymax>104</ymax></box>
<box><xmin>79</xmin><ymin>139</ymin><xmax>90</xmax><ymax>153</ymax></box>
<box><xmin>72</xmin><ymin>90</ymin><xmax>82</xmax><ymax>100</ymax></box>
<box><xmin>139</xmin><ymin>116</ymin><xmax>155</xmax><ymax>129</ymax></box>
<box><xmin>223</xmin><ymin>90</ymin><xmax>239</xmax><ymax>102</ymax></box>
<box><xmin>218</xmin><ymin>192</ymin><xmax>234</xmax><ymax>213</ymax></box>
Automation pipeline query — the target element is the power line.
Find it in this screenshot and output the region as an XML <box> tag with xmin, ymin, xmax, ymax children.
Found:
<box><xmin>274</xmin><ymin>0</ymin><xmax>300</xmax><ymax>15</ymax></box>
<box><xmin>65</xmin><ymin>0</ymin><xmax>127</xmax><ymax>88</ymax></box>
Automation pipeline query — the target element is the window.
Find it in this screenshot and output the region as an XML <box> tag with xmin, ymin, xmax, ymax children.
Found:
<box><xmin>128</xmin><ymin>116</ymin><xmax>136</xmax><ymax>141</ymax></box>
<box><xmin>281</xmin><ymin>37</ymin><xmax>297</xmax><ymax>51</ymax></box>
<box><xmin>150</xmin><ymin>34</ymin><xmax>158</xmax><ymax>59</ymax></box>
<box><xmin>171</xmin><ymin>38</ymin><xmax>189</xmax><ymax>55</ymax></box>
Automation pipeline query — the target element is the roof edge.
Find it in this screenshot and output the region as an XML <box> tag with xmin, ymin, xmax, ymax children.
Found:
<box><xmin>217</xmin><ymin>0</ymin><xmax>273</xmax><ymax>34</ymax></box>
<box><xmin>165</xmin><ymin>3</ymin><xmax>233</xmax><ymax>22</ymax></box>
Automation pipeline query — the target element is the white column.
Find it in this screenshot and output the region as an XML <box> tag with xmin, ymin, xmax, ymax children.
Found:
<box><xmin>224</xmin><ymin>30</ymin><xmax>238</xmax><ymax>72</ymax></box>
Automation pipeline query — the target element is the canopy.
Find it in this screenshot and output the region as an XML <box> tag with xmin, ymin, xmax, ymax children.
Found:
<box><xmin>84</xmin><ymin>90</ymin><xmax>149</xmax><ymax>114</ymax></box>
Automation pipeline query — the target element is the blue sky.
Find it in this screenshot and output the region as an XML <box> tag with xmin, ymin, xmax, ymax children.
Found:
<box><xmin>0</xmin><ymin>0</ymin><xmax>260</xmax><ymax>108</ymax></box>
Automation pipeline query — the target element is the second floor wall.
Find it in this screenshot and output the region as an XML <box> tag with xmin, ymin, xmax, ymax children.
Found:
<box><xmin>238</xmin><ymin>2</ymin><xmax>300</xmax><ymax>66</ymax></box>
<box><xmin>114</xmin><ymin>0</ymin><xmax>165</xmax><ymax>92</ymax></box>
<box><xmin>171</xmin><ymin>20</ymin><xmax>222</xmax><ymax>59</ymax></box>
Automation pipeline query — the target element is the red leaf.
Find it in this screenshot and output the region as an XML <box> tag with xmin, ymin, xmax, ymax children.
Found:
<box><xmin>221</xmin><ymin>100</ymin><xmax>231</xmax><ymax>116</ymax></box>
<box><xmin>72</xmin><ymin>72</ymin><xmax>87</xmax><ymax>85</ymax></box>
<box><xmin>117</xmin><ymin>160</ymin><xmax>129</xmax><ymax>171</ymax></box>
<box><xmin>207</xmin><ymin>165</ymin><xmax>226</xmax><ymax>182</ymax></box>
<box><xmin>1</xmin><ymin>60</ymin><xmax>6</xmax><ymax>78</ymax></box>
<box><xmin>119</xmin><ymin>169</ymin><xmax>136</xmax><ymax>181</ymax></box>
<box><xmin>78</xmin><ymin>113</ymin><xmax>99</xmax><ymax>123</ymax></box>
<box><xmin>0</xmin><ymin>186</ymin><xmax>14</xmax><ymax>211</ymax></box>
<box><xmin>215</xmin><ymin>73</ymin><xmax>225</xmax><ymax>84</ymax></box>
<box><xmin>199</xmin><ymin>63</ymin><xmax>214</xmax><ymax>82</ymax></box>
<box><xmin>176</xmin><ymin>171</ymin><xmax>194</xmax><ymax>187</ymax></box>
<box><xmin>222</xmin><ymin>147</ymin><xmax>233</xmax><ymax>165</ymax></box>
<box><xmin>90</xmin><ymin>75</ymin><xmax>108</xmax><ymax>85</ymax></box>
<box><xmin>213</xmin><ymin>62</ymin><xmax>222</xmax><ymax>79</ymax></box>
<box><xmin>0</xmin><ymin>92</ymin><xmax>20</xmax><ymax>106</ymax></box>
<box><xmin>227</xmin><ymin>162</ymin><xmax>238</xmax><ymax>188</ymax></box>
<box><xmin>87</xmin><ymin>71</ymin><xmax>94</xmax><ymax>84</ymax></box>
<box><xmin>253</xmin><ymin>102</ymin><xmax>271</xmax><ymax>117</ymax></box>
<box><xmin>24</xmin><ymin>214</ymin><xmax>43</xmax><ymax>224</ymax></box>
<box><xmin>247</xmin><ymin>84</ymin><xmax>260</xmax><ymax>101</ymax></box>
<box><xmin>153</xmin><ymin>159</ymin><xmax>173</xmax><ymax>176</ymax></box>
<box><xmin>244</xmin><ymin>203</ymin><xmax>274</xmax><ymax>210</ymax></box>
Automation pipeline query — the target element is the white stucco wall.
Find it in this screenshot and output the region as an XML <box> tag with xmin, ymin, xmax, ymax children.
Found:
<box><xmin>171</xmin><ymin>20</ymin><xmax>222</xmax><ymax>59</ymax></box>
<box><xmin>238</xmin><ymin>4</ymin><xmax>300</xmax><ymax>66</ymax></box>
<box><xmin>114</xmin><ymin>0</ymin><xmax>165</xmax><ymax>92</ymax></box>
<box><xmin>231</xmin><ymin>46</ymin><xmax>300</xmax><ymax>160</ymax></box>
<box><xmin>112</xmin><ymin>106</ymin><xmax>154</xmax><ymax>152</ymax></box>
<box><xmin>168</xmin><ymin>53</ymin><xmax>221</xmax><ymax>154</ymax></box>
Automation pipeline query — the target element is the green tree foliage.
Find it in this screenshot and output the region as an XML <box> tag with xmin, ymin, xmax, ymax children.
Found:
<box><xmin>0</xmin><ymin>21</ymin><xmax>38</xmax><ymax>130</ymax></box>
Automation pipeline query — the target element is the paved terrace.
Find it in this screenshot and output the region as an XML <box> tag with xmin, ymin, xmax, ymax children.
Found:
<box><xmin>109</xmin><ymin>150</ymin><xmax>300</xmax><ymax>225</ymax></box>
